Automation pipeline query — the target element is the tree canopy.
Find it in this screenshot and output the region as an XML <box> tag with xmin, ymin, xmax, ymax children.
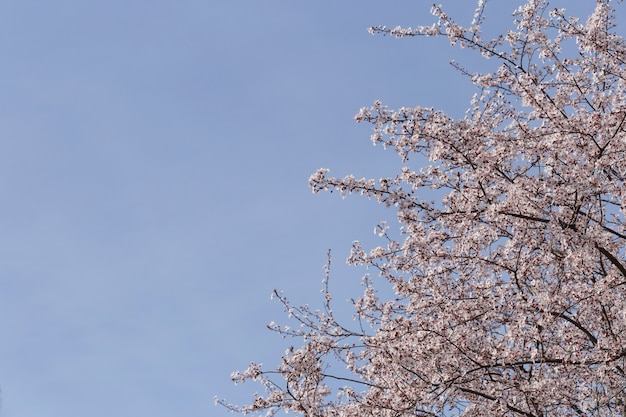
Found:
<box><xmin>220</xmin><ymin>1</ymin><xmax>626</xmax><ymax>415</ymax></box>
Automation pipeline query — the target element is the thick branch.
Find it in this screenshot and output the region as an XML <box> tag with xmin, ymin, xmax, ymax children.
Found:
<box><xmin>596</xmin><ymin>244</ymin><xmax>626</xmax><ymax>280</ymax></box>
<box><xmin>549</xmin><ymin>311</ymin><xmax>598</xmax><ymax>346</ymax></box>
<box><xmin>458</xmin><ymin>387</ymin><xmax>538</xmax><ymax>417</ymax></box>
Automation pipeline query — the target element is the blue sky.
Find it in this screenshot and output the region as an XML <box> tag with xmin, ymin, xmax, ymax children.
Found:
<box><xmin>0</xmin><ymin>1</ymin><xmax>596</xmax><ymax>416</ymax></box>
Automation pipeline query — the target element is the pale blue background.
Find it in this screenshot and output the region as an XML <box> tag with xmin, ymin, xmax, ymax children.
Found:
<box><xmin>0</xmin><ymin>1</ymin><xmax>594</xmax><ymax>416</ymax></box>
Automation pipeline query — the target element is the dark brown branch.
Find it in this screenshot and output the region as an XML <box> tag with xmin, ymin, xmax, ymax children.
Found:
<box><xmin>500</xmin><ymin>211</ymin><xmax>550</xmax><ymax>223</ymax></box>
<box><xmin>549</xmin><ymin>311</ymin><xmax>598</xmax><ymax>346</ymax></box>
<box><xmin>458</xmin><ymin>387</ymin><xmax>538</xmax><ymax>417</ymax></box>
<box><xmin>596</xmin><ymin>244</ymin><xmax>626</xmax><ymax>280</ymax></box>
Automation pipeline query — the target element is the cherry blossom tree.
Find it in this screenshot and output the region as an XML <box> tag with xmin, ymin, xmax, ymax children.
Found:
<box><xmin>219</xmin><ymin>0</ymin><xmax>626</xmax><ymax>415</ymax></box>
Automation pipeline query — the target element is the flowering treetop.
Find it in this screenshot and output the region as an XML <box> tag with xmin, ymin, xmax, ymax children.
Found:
<box><xmin>219</xmin><ymin>1</ymin><xmax>626</xmax><ymax>416</ymax></box>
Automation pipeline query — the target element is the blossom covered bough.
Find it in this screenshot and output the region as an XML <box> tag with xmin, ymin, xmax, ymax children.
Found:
<box><xmin>219</xmin><ymin>1</ymin><xmax>626</xmax><ymax>415</ymax></box>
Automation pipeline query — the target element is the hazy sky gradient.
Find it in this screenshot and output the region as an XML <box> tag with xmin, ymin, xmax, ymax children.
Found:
<box><xmin>0</xmin><ymin>1</ymin><xmax>596</xmax><ymax>416</ymax></box>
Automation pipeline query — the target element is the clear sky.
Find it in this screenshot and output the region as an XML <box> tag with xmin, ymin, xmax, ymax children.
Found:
<box><xmin>0</xmin><ymin>1</ymin><xmax>596</xmax><ymax>416</ymax></box>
